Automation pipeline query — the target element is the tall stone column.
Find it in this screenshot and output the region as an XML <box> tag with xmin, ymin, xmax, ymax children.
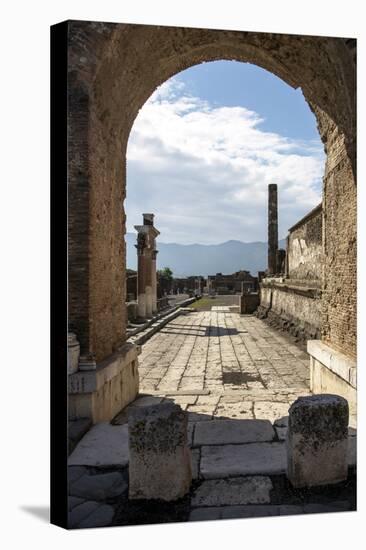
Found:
<box><xmin>145</xmin><ymin>248</ymin><xmax>153</xmax><ymax>318</ymax></box>
<box><xmin>151</xmin><ymin>250</ymin><xmax>158</xmax><ymax>314</ymax></box>
<box><xmin>135</xmin><ymin>233</ymin><xmax>147</xmax><ymax>320</ymax></box>
<box><xmin>268</xmin><ymin>183</ymin><xmax>278</xmax><ymax>275</ymax></box>
<box><xmin>135</xmin><ymin>214</ymin><xmax>160</xmax><ymax>321</ymax></box>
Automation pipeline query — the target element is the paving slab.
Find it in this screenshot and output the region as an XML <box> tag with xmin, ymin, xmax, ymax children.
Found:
<box><xmin>193</xmin><ymin>419</ymin><xmax>275</xmax><ymax>447</ymax></box>
<box><xmin>68</xmin><ymin>466</ymin><xmax>88</xmax><ymax>484</ymax></box>
<box><xmin>68</xmin><ymin>500</ymin><xmax>101</xmax><ymax>528</ymax></box>
<box><xmin>68</xmin><ymin>423</ymin><xmax>129</xmax><ymax>467</ymax></box>
<box><xmin>73</xmin><ymin>502</ymin><xmax>115</xmax><ymax>528</ymax></box>
<box><xmin>254</xmin><ymin>402</ymin><xmax>290</xmax><ymax>423</ymax></box>
<box><xmin>68</xmin><ymin>496</ymin><xmax>85</xmax><ymax>511</ymax></box>
<box><xmin>214</xmin><ymin>402</ymin><xmax>254</xmax><ymax>420</ymax></box>
<box><xmin>69</xmin><ymin>472</ymin><xmax>127</xmax><ymax>501</ymax></box>
<box><xmin>200</xmin><ymin>442</ymin><xmax>287</xmax><ymax>479</ymax></box>
<box><xmin>192</xmin><ymin>476</ymin><xmax>273</xmax><ymax>507</ymax></box>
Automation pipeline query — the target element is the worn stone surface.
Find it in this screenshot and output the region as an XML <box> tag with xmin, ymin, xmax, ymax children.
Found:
<box><xmin>138</xmin><ymin>312</ymin><xmax>310</xmax><ymax>400</ymax></box>
<box><xmin>192</xmin><ymin>476</ymin><xmax>273</xmax><ymax>507</ymax></box>
<box><xmin>288</xmin><ymin>204</ymin><xmax>323</xmax><ymax>281</ymax></box>
<box><xmin>193</xmin><ymin>419</ymin><xmax>275</xmax><ymax>446</ymax></box>
<box><xmin>71</xmin><ymin>502</ymin><xmax>115</xmax><ymax>529</ymax></box>
<box><xmin>69</xmin><ymin>418</ymin><xmax>92</xmax><ymax>455</ymax></box>
<box><xmin>258</xmin><ymin>281</ymin><xmax>322</xmax><ymax>344</ymax></box>
<box><xmin>254</xmin><ymin>402</ymin><xmax>290</xmax><ymax>424</ymax></box>
<box><xmin>69</xmin><ymin>471</ymin><xmax>127</xmax><ymax>501</ymax></box>
<box><xmin>200</xmin><ymin>442</ymin><xmax>286</xmax><ymax>479</ymax></box>
<box><xmin>68</xmin><ymin>466</ymin><xmax>88</xmax><ymax>484</ymax></box>
<box><xmin>68</xmin><ymin>423</ymin><xmax>129</xmax><ymax>467</ymax></box>
<box><xmin>128</xmin><ymin>402</ymin><xmax>192</xmax><ymax>500</ymax></box>
<box><xmin>287</xmin><ymin>395</ymin><xmax>349</xmax><ymax>487</ymax></box>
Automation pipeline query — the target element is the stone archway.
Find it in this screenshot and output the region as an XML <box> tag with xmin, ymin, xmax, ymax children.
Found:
<box><xmin>67</xmin><ymin>21</ymin><xmax>356</xmax><ymax>421</ymax></box>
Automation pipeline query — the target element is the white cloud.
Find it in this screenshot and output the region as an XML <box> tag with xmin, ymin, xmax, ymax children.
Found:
<box><xmin>126</xmin><ymin>78</ymin><xmax>325</xmax><ymax>244</ymax></box>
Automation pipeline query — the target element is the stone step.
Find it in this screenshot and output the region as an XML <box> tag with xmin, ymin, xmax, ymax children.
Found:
<box><xmin>200</xmin><ymin>442</ymin><xmax>287</xmax><ymax>479</ymax></box>
<box><xmin>193</xmin><ymin>419</ymin><xmax>276</xmax><ymax>447</ymax></box>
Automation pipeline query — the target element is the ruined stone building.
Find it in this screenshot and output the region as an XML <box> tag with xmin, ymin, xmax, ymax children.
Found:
<box><xmin>258</xmin><ymin>200</ymin><xmax>322</xmax><ymax>342</ymax></box>
<box><xmin>258</xmin><ymin>184</ymin><xmax>355</xmax><ymax>414</ymax></box>
<box><xmin>207</xmin><ymin>271</ymin><xmax>258</xmax><ymax>294</ymax></box>
<box><xmin>171</xmin><ymin>276</ymin><xmax>205</xmax><ymax>296</ymax></box>
<box><xmin>65</xmin><ymin>21</ymin><xmax>356</xmax><ymax>425</ymax></box>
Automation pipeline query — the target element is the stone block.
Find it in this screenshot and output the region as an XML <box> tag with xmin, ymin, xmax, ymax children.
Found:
<box><xmin>128</xmin><ymin>402</ymin><xmax>192</xmax><ymax>501</ymax></box>
<box><xmin>68</xmin><ymin>423</ymin><xmax>129</xmax><ymax>467</ymax></box>
<box><xmin>192</xmin><ymin>476</ymin><xmax>272</xmax><ymax>507</ymax></box>
<box><xmin>68</xmin><ymin>343</ymin><xmax>139</xmax><ymax>423</ymax></box>
<box><xmin>74</xmin><ymin>503</ymin><xmax>115</xmax><ymax>528</ymax></box>
<box><xmin>200</xmin><ymin>442</ymin><xmax>286</xmax><ymax>479</ymax></box>
<box><xmin>287</xmin><ymin>394</ymin><xmax>349</xmax><ymax>488</ymax></box>
<box><xmin>193</xmin><ymin>419</ymin><xmax>275</xmax><ymax>447</ymax></box>
<box><xmin>69</xmin><ymin>471</ymin><xmax>127</xmax><ymax>501</ymax></box>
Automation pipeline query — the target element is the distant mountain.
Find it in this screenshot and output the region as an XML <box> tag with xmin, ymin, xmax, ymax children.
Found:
<box><xmin>125</xmin><ymin>233</ymin><xmax>286</xmax><ymax>277</ymax></box>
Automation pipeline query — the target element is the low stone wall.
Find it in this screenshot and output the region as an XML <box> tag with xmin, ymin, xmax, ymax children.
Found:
<box><xmin>68</xmin><ymin>342</ymin><xmax>139</xmax><ymax>423</ymax></box>
<box><xmin>307</xmin><ymin>340</ymin><xmax>356</xmax><ymax>415</ymax></box>
<box><xmin>257</xmin><ymin>280</ymin><xmax>321</xmax><ymax>342</ymax></box>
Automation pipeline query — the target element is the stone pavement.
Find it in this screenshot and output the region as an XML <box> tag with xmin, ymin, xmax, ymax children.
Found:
<box><xmin>68</xmin><ymin>311</ymin><xmax>357</xmax><ymax>528</ymax></box>
<box><xmin>137</xmin><ymin>310</ymin><xmax>311</xmax><ymax>408</ymax></box>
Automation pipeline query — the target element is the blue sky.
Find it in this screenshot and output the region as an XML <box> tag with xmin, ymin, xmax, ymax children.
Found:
<box><xmin>126</xmin><ymin>61</ymin><xmax>325</xmax><ymax>244</ymax></box>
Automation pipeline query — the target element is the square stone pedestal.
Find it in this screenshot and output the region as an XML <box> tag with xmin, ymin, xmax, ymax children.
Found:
<box><xmin>68</xmin><ymin>343</ymin><xmax>140</xmax><ymax>423</ymax></box>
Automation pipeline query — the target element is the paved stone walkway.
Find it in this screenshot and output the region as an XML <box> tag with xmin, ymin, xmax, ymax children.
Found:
<box><xmin>137</xmin><ymin>311</ymin><xmax>311</xmax><ymax>422</ymax></box>
<box><xmin>68</xmin><ymin>311</ymin><xmax>356</xmax><ymax>528</ymax></box>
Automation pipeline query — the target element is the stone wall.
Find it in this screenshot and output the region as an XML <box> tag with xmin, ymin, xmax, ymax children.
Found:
<box><xmin>287</xmin><ymin>204</ymin><xmax>322</xmax><ymax>283</ymax></box>
<box><xmin>321</xmin><ymin>127</ymin><xmax>356</xmax><ymax>358</ymax></box>
<box><xmin>258</xmin><ymin>203</ymin><xmax>323</xmax><ymax>343</ymax></box>
<box><xmin>258</xmin><ymin>281</ymin><xmax>321</xmax><ymax>342</ymax></box>
<box><xmin>66</xmin><ymin>21</ymin><xmax>355</xmax><ymax>367</ymax></box>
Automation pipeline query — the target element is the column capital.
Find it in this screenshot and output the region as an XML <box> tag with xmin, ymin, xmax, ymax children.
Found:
<box><xmin>135</xmin><ymin>232</ymin><xmax>147</xmax><ymax>254</ymax></box>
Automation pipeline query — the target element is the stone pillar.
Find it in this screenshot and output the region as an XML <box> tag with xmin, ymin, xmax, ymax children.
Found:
<box><xmin>135</xmin><ymin>232</ymin><xmax>147</xmax><ymax>320</ymax></box>
<box><xmin>128</xmin><ymin>402</ymin><xmax>192</xmax><ymax>501</ymax></box>
<box><xmin>151</xmin><ymin>250</ymin><xmax>158</xmax><ymax>314</ymax></box>
<box><xmin>268</xmin><ymin>183</ymin><xmax>278</xmax><ymax>275</ymax></box>
<box><xmin>287</xmin><ymin>394</ymin><xmax>349</xmax><ymax>488</ymax></box>
<box><xmin>135</xmin><ymin>214</ymin><xmax>160</xmax><ymax>321</ymax></box>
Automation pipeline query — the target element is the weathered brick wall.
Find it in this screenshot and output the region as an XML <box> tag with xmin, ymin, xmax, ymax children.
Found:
<box><xmin>322</xmin><ymin>127</ymin><xmax>356</xmax><ymax>358</ymax></box>
<box><xmin>66</xmin><ymin>21</ymin><xmax>355</xmax><ymax>362</ymax></box>
<box><xmin>287</xmin><ymin>204</ymin><xmax>322</xmax><ymax>283</ymax></box>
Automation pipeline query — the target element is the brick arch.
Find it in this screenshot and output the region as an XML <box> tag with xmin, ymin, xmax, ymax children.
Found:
<box><xmin>67</xmin><ymin>22</ymin><xmax>356</xmax><ymax>362</ymax></box>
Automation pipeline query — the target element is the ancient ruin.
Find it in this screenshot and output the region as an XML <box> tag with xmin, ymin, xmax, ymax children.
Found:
<box><xmin>62</xmin><ymin>21</ymin><xmax>356</xmax><ymax>528</ymax></box>
<box><xmin>134</xmin><ymin>213</ymin><xmax>160</xmax><ymax>321</ymax></box>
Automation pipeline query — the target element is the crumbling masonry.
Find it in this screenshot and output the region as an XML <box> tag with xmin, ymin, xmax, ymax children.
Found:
<box><xmin>66</xmin><ymin>21</ymin><xmax>356</xmax><ymax>423</ymax></box>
